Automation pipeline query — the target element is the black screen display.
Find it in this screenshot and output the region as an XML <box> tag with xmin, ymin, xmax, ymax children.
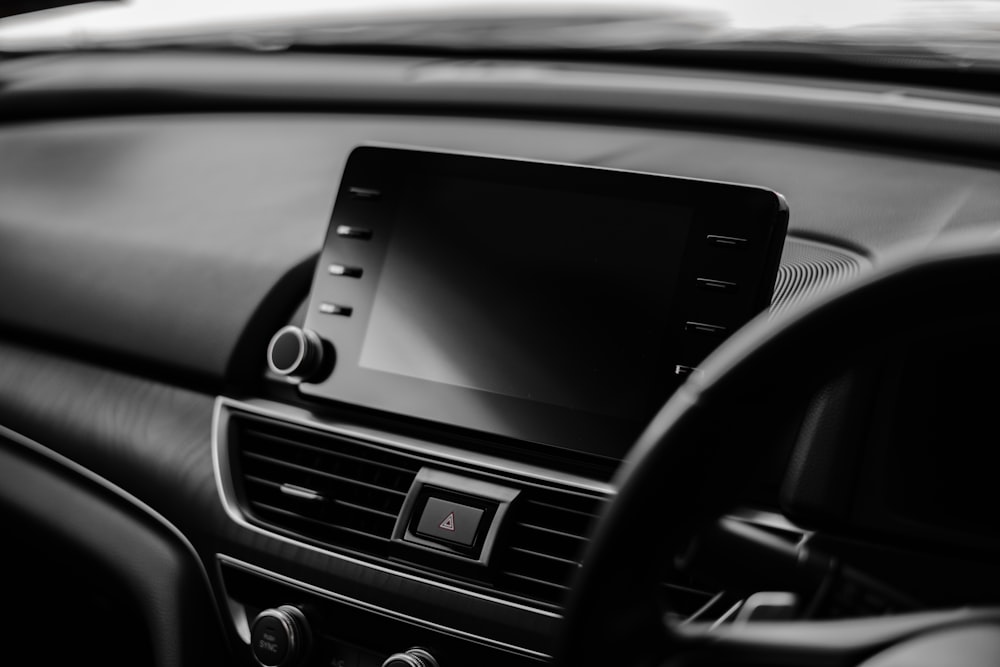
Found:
<box><xmin>358</xmin><ymin>176</ymin><xmax>692</xmax><ymax>419</ymax></box>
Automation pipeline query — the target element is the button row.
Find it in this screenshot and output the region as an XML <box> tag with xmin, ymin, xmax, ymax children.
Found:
<box><xmin>326</xmin><ymin>193</ymin><xmax>378</xmax><ymax>318</ymax></box>
<box><xmin>676</xmin><ymin>233</ymin><xmax>748</xmax><ymax>376</ymax></box>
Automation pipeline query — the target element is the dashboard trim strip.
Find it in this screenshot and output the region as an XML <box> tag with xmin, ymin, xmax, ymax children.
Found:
<box><xmin>0</xmin><ymin>422</ymin><xmax>231</xmax><ymax>649</ymax></box>
<box><xmin>212</xmin><ymin>396</ymin><xmax>572</xmax><ymax>620</ymax></box>
<box><xmin>216</xmin><ymin>396</ymin><xmax>617</xmax><ymax>495</ymax></box>
<box><xmin>216</xmin><ymin>554</ymin><xmax>552</xmax><ymax>661</ymax></box>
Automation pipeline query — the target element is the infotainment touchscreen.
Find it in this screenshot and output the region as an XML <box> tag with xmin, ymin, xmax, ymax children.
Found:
<box><xmin>358</xmin><ymin>176</ymin><xmax>691</xmax><ymax>420</ymax></box>
<box><xmin>294</xmin><ymin>145</ymin><xmax>788</xmax><ymax>457</ymax></box>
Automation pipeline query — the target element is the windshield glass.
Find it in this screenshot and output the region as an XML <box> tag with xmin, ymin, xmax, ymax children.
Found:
<box><xmin>1</xmin><ymin>0</ymin><xmax>998</xmax><ymax>65</ymax></box>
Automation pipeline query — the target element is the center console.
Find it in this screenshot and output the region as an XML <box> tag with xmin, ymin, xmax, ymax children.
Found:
<box><xmin>220</xmin><ymin>144</ymin><xmax>788</xmax><ymax>666</ymax></box>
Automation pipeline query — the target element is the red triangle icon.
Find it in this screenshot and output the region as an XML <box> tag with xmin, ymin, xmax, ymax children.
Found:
<box><xmin>439</xmin><ymin>512</ymin><xmax>456</xmax><ymax>531</ymax></box>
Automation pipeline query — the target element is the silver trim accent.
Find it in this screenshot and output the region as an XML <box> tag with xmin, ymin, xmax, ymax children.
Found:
<box><xmin>709</xmin><ymin>600</ymin><xmax>746</xmax><ymax>631</ymax></box>
<box><xmin>212</xmin><ymin>397</ymin><xmax>575</xmax><ymax>620</ymax></box>
<box><xmin>726</xmin><ymin>508</ymin><xmax>808</xmax><ymax>536</ymax></box>
<box><xmin>216</xmin><ymin>396</ymin><xmax>615</xmax><ymax>495</ymax></box>
<box><xmin>0</xmin><ymin>423</ymin><xmax>231</xmax><ymax>649</ymax></box>
<box><xmin>280</xmin><ymin>483</ymin><xmax>323</xmax><ymax>501</ymax></box>
<box><xmin>403</xmin><ymin>648</ymin><xmax>439</xmax><ymax>667</ymax></box>
<box><xmin>382</xmin><ymin>653</ymin><xmax>422</xmax><ymax>667</ymax></box>
<box><xmin>267</xmin><ymin>325</ymin><xmax>307</xmax><ymax>376</ymax></box>
<box><xmin>218</xmin><ymin>554</ymin><xmax>551</xmax><ymax>661</ymax></box>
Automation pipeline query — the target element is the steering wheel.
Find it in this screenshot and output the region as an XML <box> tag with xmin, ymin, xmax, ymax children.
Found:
<box><xmin>556</xmin><ymin>235</ymin><xmax>1000</xmax><ymax>667</ymax></box>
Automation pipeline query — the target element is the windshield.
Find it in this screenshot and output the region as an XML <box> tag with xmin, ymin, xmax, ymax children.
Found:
<box><xmin>1</xmin><ymin>0</ymin><xmax>998</xmax><ymax>66</ymax></box>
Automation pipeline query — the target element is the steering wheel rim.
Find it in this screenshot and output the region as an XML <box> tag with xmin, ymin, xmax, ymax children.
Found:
<box><xmin>556</xmin><ymin>234</ymin><xmax>1000</xmax><ymax>667</ymax></box>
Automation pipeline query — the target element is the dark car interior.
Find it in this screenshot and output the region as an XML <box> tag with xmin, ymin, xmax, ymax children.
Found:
<box><xmin>3</xmin><ymin>6</ymin><xmax>1000</xmax><ymax>666</ymax></box>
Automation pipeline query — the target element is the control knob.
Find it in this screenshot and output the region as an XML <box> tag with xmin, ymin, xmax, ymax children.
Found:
<box><xmin>382</xmin><ymin>647</ymin><xmax>440</xmax><ymax>667</ymax></box>
<box><xmin>249</xmin><ymin>605</ymin><xmax>311</xmax><ymax>667</ymax></box>
<box><xmin>267</xmin><ymin>325</ymin><xmax>327</xmax><ymax>380</ymax></box>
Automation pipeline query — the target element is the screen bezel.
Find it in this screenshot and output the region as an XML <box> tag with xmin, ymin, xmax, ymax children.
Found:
<box><xmin>300</xmin><ymin>145</ymin><xmax>788</xmax><ymax>457</ymax></box>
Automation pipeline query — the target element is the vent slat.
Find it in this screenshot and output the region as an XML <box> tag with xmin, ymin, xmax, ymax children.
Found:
<box><xmin>332</xmin><ymin>498</ymin><xmax>398</xmax><ymax>520</ymax></box>
<box><xmin>250</xmin><ymin>501</ymin><xmax>394</xmax><ymax>541</ymax></box>
<box><xmin>494</xmin><ymin>489</ymin><xmax>606</xmax><ymax>607</ymax></box>
<box><xmin>508</xmin><ymin>546</ymin><xmax>580</xmax><ymax>567</ymax></box>
<box><xmin>243</xmin><ymin>476</ymin><xmax>399</xmax><ymax>520</ymax></box>
<box><xmin>244</xmin><ymin>429</ymin><xmax>417</xmax><ymax>475</ymax></box>
<box><xmin>500</xmin><ymin>570</ymin><xmax>573</xmax><ymax>592</ymax></box>
<box><xmin>243</xmin><ymin>451</ymin><xmax>409</xmax><ymax>497</ymax></box>
<box><xmin>524</xmin><ymin>499</ymin><xmax>602</xmax><ymax>520</ymax></box>
<box><xmin>235</xmin><ymin>414</ymin><xmax>695</xmax><ymax>611</ymax></box>
<box><xmin>515</xmin><ymin>522</ymin><xmax>589</xmax><ymax>542</ymax></box>
<box><xmin>232</xmin><ymin>416</ymin><xmax>418</xmax><ymax>559</ymax></box>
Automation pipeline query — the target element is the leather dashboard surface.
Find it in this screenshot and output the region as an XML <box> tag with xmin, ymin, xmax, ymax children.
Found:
<box><xmin>2</xmin><ymin>112</ymin><xmax>1000</xmax><ymax>378</ymax></box>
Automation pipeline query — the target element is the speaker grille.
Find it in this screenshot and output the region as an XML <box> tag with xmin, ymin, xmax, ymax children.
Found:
<box><xmin>770</xmin><ymin>237</ymin><xmax>869</xmax><ymax>317</ymax></box>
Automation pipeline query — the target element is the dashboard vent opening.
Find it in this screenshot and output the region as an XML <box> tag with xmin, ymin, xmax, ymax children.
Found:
<box><xmin>230</xmin><ymin>415</ymin><xmax>422</xmax><ymax>557</ymax></box>
<box><xmin>493</xmin><ymin>487</ymin><xmax>725</xmax><ymax>616</ymax></box>
<box><xmin>495</xmin><ymin>488</ymin><xmax>606</xmax><ymax>607</ymax></box>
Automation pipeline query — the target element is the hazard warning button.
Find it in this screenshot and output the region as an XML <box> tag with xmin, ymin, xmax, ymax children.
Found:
<box><xmin>415</xmin><ymin>497</ymin><xmax>485</xmax><ymax>547</ymax></box>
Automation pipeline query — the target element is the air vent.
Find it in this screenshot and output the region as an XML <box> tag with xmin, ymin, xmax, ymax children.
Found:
<box><xmin>223</xmin><ymin>407</ymin><xmax>722</xmax><ymax>615</ymax></box>
<box><xmin>494</xmin><ymin>488</ymin><xmax>724</xmax><ymax>616</ymax></box>
<box><xmin>495</xmin><ymin>488</ymin><xmax>605</xmax><ymax>607</ymax></box>
<box><xmin>230</xmin><ymin>415</ymin><xmax>422</xmax><ymax>557</ymax></box>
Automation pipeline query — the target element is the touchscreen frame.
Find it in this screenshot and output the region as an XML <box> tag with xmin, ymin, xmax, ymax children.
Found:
<box><xmin>299</xmin><ymin>145</ymin><xmax>788</xmax><ymax>457</ymax></box>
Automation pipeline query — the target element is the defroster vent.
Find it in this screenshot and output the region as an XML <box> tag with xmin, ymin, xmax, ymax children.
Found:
<box><xmin>230</xmin><ymin>415</ymin><xmax>421</xmax><ymax>558</ymax></box>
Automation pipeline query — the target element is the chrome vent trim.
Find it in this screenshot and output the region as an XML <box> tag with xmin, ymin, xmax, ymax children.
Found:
<box><xmin>216</xmin><ymin>399</ymin><xmax>725</xmax><ymax>616</ymax></box>
<box><xmin>231</xmin><ymin>414</ymin><xmax>421</xmax><ymax>556</ymax></box>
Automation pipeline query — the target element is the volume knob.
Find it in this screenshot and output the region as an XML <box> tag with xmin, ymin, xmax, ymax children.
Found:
<box><xmin>250</xmin><ymin>605</ymin><xmax>311</xmax><ymax>667</ymax></box>
<box><xmin>382</xmin><ymin>647</ymin><xmax>440</xmax><ymax>667</ymax></box>
<box><xmin>267</xmin><ymin>326</ymin><xmax>326</xmax><ymax>380</ymax></box>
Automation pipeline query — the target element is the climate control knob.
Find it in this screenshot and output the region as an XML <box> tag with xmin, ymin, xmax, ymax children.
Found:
<box><xmin>382</xmin><ymin>647</ymin><xmax>440</xmax><ymax>667</ymax></box>
<box><xmin>249</xmin><ymin>605</ymin><xmax>311</xmax><ymax>667</ymax></box>
<box><xmin>267</xmin><ymin>326</ymin><xmax>327</xmax><ymax>380</ymax></box>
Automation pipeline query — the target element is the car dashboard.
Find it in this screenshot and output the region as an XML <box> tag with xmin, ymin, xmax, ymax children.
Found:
<box><xmin>2</xmin><ymin>50</ymin><xmax>1000</xmax><ymax>667</ymax></box>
